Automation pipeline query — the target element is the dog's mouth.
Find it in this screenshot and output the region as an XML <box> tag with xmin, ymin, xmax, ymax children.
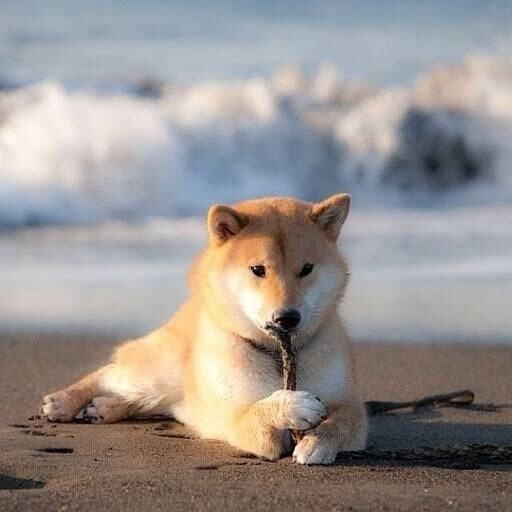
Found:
<box><xmin>264</xmin><ymin>322</ymin><xmax>298</xmax><ymax>339</ymax></box>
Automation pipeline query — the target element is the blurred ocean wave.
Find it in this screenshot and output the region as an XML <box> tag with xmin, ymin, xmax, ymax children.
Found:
<box><xmin>1</xmin><ymin>1</ymin><xmax>510</xmax><ymax>341</ymax></box>
<box><xmin>1</xmin><ymin>205</ymin><xmax>511</xmax><ymax>341</ymax></box>
<box><xmin>1</xmin><ymin>54</ymin><xmax>512</xmax><ymax>228</ymax></box>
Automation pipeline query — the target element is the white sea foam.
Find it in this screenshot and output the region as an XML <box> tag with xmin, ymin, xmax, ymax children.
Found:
<box><xmin>1</xmin><ymin>54</ymin><xmax>512</xmax><ymax>227</ymax></box>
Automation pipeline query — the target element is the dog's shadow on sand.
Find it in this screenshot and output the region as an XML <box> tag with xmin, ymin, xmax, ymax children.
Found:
<box><xmin>333</xmin><ymin>405</ymin><xmax>512</xmax><ymax>471</ymax></box>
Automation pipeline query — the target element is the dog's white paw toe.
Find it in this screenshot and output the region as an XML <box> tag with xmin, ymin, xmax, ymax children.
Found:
<box><xmin>80</xmin><ymin>396</ymin><xmax>126</xmax><ymax>424</ymax></box>
<box><xmin>292</xmin><ymin>435</ymin><xmax>337</xmax><ymax>465</ymax></box>
<box><xmin>80</xmin><ymin>400</ymin><xmax>105</xmax><ymax>424</ymax></box>
<box><xmin>41</xmin><ymin>391</ymin><xmax>77</xmax><ymax>422</ymax></box>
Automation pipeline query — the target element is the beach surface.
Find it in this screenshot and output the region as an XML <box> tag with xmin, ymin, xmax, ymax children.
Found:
<box><xmin>0</xmin><ymin>333</ymin><xmax>510</xmax><ymax>511</ymax></box>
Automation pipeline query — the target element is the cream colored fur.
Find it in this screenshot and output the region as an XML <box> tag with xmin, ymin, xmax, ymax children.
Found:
<box><xmin>41</xmin><ymin>194</ymin><xmax>368</xmax><ymax>465</ymax></box>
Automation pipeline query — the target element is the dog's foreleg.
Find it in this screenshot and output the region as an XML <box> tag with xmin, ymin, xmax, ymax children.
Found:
<box><xmin>226</xmin><ymin>389</ymin><xmax>327</xmax><ymax>460</ymax></box>
<box><xmin>292</xmin><ymin>397</ymin><xmax>368</xmax><ymax>465</ymax></box>
<box><xmin>41</xmin><ymin>365</ymin><xmax>113</xmax><ymax>422</ymax></box>
<box><xmin>41</xmin><ymin>329</ymin><xmax>183</xmax><ymax>423</ymax></box>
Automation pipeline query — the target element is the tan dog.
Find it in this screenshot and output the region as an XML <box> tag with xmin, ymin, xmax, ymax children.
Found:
<box><xmin>41</xmin><ymin>194</ymin><xmax>367</xmax><ymax>464</ymax></box>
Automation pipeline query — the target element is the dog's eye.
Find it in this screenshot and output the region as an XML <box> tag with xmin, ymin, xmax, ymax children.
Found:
<box><xmin>250</xmin><ymin>265</ymin><xmax>266</xmax><ymax>278</ymax></box>
<box><xmin>298</xmin><ymin>263</ymin><xmax>314</xmax><ymax>278</ymax></box>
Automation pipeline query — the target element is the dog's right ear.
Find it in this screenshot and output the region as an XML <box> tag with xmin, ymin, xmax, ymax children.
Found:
<box><xmin>207</xmin><ymin>205</ymin><xmax>249</xmax><ymax>246</ymax></box>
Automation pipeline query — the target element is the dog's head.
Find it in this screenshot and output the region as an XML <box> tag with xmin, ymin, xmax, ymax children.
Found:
<box><xmin>194</xmin><ymin>194</ymin><xmax>350</xmax><ymax>342</ymax></box>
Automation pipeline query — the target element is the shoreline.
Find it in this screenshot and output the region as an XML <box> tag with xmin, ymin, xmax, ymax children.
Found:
<box><xmin>2</xmin><ymin>326</ymin><xmax>511</xmax><ymax>348</ymax></box>
<box><xmin>1</xmin><ymin>333</ymin><xmax>511</xmax><ymax>511</ymax></box>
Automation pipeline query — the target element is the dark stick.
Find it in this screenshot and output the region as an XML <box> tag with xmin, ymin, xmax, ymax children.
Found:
<box><xmin>265</xmin><ymin>324</ymin><xmax>301</xmax><ymax>443</ymax></box>
<box><xmin>265</xmin><ymin>324</ymin><xmax>297</xmax><ymax>391</ymax></box>
<box><xmin>365</xmin><ymin>389</ymin><xmax>474</xmax><ymax>415</ymax></box>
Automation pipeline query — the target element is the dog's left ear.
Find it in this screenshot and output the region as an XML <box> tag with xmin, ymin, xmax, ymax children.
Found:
<box><xmin>310</xmin><ymin>193</ymin><xmax>351</xmax><ymax>241</ymax></box>
<box><xmin>207</xmin><ymin>204</ymin><xmax>249</xmax><ymax>246</ymax></box>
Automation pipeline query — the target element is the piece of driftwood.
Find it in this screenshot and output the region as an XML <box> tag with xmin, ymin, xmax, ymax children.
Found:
<box><xmin>265</xmin><ymin>324</ymin><xmax>301</xmax><ymax>442</ymax></box>
<box><xmin>265</xmin><ymin>324</ymin><xmax>297</xmax><ymax>391</ymax></box>
<box><xmin>365</xmin><ymin>389</ymin><xmax>475</xmax><ymax>415</ymax></box>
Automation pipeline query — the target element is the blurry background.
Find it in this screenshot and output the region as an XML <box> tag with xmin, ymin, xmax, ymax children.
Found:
<box><xmin>0</xmin><ymin>0</ymin><xmax>511</xmax><ymax>342</ymax></box>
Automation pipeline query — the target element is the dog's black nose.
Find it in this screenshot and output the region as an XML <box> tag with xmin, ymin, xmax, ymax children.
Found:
<box><xmin>272</xmin><ymin>309</ymin><xmax>301</xmax><ymax>330</ymax></box>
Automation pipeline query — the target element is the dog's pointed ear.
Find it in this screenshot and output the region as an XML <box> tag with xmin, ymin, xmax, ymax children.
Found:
<box><xmin>310</xmin><ymin>193</ymin><xmax>351</xmax><ymax>241</ymax></box>
<box><xmin>207</xmin><ymin>204</ymin><xmax>249</xmax><ymax>245</ymax></box>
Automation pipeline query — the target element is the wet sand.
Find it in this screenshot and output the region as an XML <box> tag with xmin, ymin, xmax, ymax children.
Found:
<box><xmin>0</xmin><ymin>333</ymin><xmax>511</xmax><ymax>511</ymax></box>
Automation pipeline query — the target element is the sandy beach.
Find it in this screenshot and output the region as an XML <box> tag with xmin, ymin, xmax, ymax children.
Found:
<box><xmin>2</xmin><ymin>2</ymin><xmax>512</xmax><ymax>511</ymax></box>
<box><xmin>0</xmin><ymin>332</ymin><xmax>510</xmax><ymax>511</ymax></box>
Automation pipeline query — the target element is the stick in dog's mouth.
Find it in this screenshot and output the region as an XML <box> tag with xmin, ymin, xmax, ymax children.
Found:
<box><xmin>264</xmin><ymin>324</ymin><xmax>297</xmax><ymax>393</ymax></box>
<box><xmin>265</xmin><ymin>323</ymin><xmax>305</xmax><ymax>444</ymax></box>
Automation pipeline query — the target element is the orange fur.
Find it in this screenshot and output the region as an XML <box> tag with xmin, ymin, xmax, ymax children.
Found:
<box><xmin>42</xmin><ymin>194</ymin><xmax>367</xmax><ymax>464</ymax></box>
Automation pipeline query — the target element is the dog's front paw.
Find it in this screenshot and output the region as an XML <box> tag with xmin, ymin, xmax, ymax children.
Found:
<box><xmin>41</xmin><ymin>390</ymin><xmax>79</xmax><ymax>422</ymax></box>
<box><xmin>292</xmin><ymin>434</ymin><xmax>337</xmax><ymax>465</ymax></box>
<box><xmin>77</xmin><ymin>396</ymin><xmax>128</xmax><ymax>424</ymax></box>
<box><xmin>269</xmin><ymin>390</ymin><xmax>327</xmax><ymax>431</ymax></box>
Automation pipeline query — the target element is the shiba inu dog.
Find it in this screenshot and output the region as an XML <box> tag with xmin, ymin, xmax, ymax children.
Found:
<box><xmin>41</xmin><ymin>194</ymin><xmax>367</xmax><ymax>465</ymax></box>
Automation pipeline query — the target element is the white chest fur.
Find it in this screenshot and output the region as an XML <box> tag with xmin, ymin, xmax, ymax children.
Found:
<box><xmin>198</xmin><ymin>335</ymin><xmax>281</xmax><ymax>407</ymax></box>
<box><xmin>195</xmin><ymin>314</ymin><xmax>350</xmax><ymax>410</ymax></box>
